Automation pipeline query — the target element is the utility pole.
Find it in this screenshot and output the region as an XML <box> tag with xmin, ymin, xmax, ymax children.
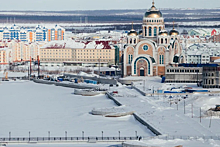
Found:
<box><xmin>200</xmin><ymin>107</ymin><xmax>202</xmax><ymax>123</ymax></box>
<box><xmin>99</xmin><ymin>58</ymin><xmax>100</xmax><ymax>84</ymax></box>
<box><xmin>177</xmin><ymin>101</ymin><xmax>178</xmax><ymax>110</ymax></box>
<box><xmin>37</xmin><ymin>55</ymin><xmax>40</xmax><ymax>78</ymax></box>
<box><xmin>184</xmin><ymin>100</ymin><xmax>185</xmax><ymax>114</ymax></box>
<box><xmin>153</xmin><ymin>86</ymin><xmax>154</xmax><ymax>97</ymax></box>
<box><xmin>209</xmin><ymin>114</ymin><xmax>212</xmax><ymax>128</ymax></box>
<box><xmin>30</xmin><ymin>56</ymin><xmax>32</xmax><ymax>78</ymax></box>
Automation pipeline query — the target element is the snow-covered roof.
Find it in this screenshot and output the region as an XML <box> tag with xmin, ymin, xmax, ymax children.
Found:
<box><xmin>41</xmin><ymin>40</ymin><xmax>115</xmax><ymax>49</ymax></box>
<box><xmin>214</xmin><ymin>59</ymin><xmax>220</xmax><ymax>63</ymax></box>
<box><xmin>94</xmin><ymin>67</ymin><xmax>116</xmax><ymax>72</ymax></box>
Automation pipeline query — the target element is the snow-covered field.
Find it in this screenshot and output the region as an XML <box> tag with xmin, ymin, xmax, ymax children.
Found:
<box><xmin>0</xmin><ymin>81</ymin><xmax>153</xmax><ymax>138</ymax></box>
<box><xmin>2</xmin><ymin>76</ymin><xmax>220</xmax><ymax>146</ymax></box>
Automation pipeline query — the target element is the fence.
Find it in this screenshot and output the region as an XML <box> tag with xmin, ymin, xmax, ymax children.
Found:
<box><xmin>0</xmin><ymin>136</ymin><xmax>137</xmax><ymax>143</ymax></box>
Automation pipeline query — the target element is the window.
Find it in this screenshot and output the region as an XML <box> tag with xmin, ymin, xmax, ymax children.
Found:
<box><xmin>154</xmin><ymin>27</ymin><xmax>157</xmax><ymax>36</ymax></box>
<box><xmin>128</xmin><ymin>55</ymin><xmax>133</xmax><ymax>64</ymax></box>
<box><xmin>159</xmin><ymin>55</ymin><xmax>164</xmax><ymax>64</ymax></box>
<box><xmin>143</xmin><ymin>45</ymin><xmax>149</xmax><ymax>51</ymax></box>
<box><xmin>159</xmin><ymin>27</ymin><xmax>161</xmax><ymax>32</ymax></box>
<box><xmin>149</xmin><ymin>27</ymin><xmax>152</xmax><ymax>36</ymax></box>
<box><xmin>145</xmin><ymin>27</ymin><xmax>147</xmax><ymax>37</ymax></box>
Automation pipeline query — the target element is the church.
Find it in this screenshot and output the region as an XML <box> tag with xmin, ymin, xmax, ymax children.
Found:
<box><xmin>123</xmin><ymin>1</ymin><xmax>184</xmax><ymax>77</ymax></box>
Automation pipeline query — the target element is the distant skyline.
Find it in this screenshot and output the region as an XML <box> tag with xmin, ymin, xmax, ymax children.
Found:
<box><xmin>0</xmin><ymin>0</ymin><xmax>219</xmax><ymax>11</ymax></box>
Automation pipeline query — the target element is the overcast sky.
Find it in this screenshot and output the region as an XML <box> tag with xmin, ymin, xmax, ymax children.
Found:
<box><xmin>0</xmin><ymin>0</ymin><xmax>219</xmax><ymax>11</ymax></box>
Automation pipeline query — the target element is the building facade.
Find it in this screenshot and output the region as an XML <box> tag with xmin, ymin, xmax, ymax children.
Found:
<box><xmin>40</xmin><ymin>40</ymin><xmax>115</xmax><ymax>66</ymax></box>
<box><xmin>0</xmin><ymin>40</ymin><xmax>45</xmax><ymax>64</ymax></box>
<box><xmin>123</xmin><ymin>1</ymin><xmax>183</xmax><ymax>77</ymax></box>
<box><xmin>203</xmin><ymin>65</ymin><xmax>220</xmax><ymax>88</ymax></box>
<box><xmin>165</xmin><ymin>66</ymin><xmax>202</xmax><ymax>83</ymax></box>
<box><xmin>186</xmin><ymin>51</ymin><xmax>210</xmax><ymax>64</ymax></box>
<box><xmin>0</xmin><ymin>24</ymin><xmax>65</xmax><ymax>42</ymax></box>
<box><xmin>0</xmin><ymin>47</ymin><xmax>12</xmax><ymax>64</ymax></box>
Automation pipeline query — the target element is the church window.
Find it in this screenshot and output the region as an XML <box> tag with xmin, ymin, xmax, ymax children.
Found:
<box><xmin>128</xmin><ymin>54</ymin><xmax>133</xmax><ymax>64</ymax></box>
<box><xmin>143</xmin><ymin>45</ymin><xmax>149</xmax><ymax>51</ymax></box>
<box><xmin>149</xmin><ymin>27</ymin><xmax>152</xmax><ymax>36</ymax></box>
<box><xmin>165</xmin><ymin>38</ymin><xmax>167</xmax><ymax>44</ymax></box>
<box><xmin>134</xmin><ymin>39</ymin><xmax>136</xmax><ymax>44</ymax></box>
<box><xmin>154</xmin><ymin>27</ymin><xmax>157</xmax><ymax>36</ymax></box>
<box><xmin>145</xmin><ymin>27</ymin><xmax>147</xmax><ymax>37</ymax></box>
<box><xmin>161</xmin><ymin>38</ymin><xmax>163</xmax><ymax>44</ymax></box>
<box><xmin>159</xmin><ymin>27</ymin><xmax>161</xmax><ymax>32</ymax></box>
<box><xmin>159</xmin><ymin>55</ymin><xmax>164</xmax><ymax>64</ymax></box>
<box><xmin>150</xmin><ymin>20</ymin><xmax>151</xmax><ymax>22</ymax></box>
<box><xmin>130</xmin><ymin>39</ymin><xmax>132</xmax><ymax>44</ymax></box>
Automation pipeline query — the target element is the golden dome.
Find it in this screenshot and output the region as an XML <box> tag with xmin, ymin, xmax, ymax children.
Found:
<box><xmin>169</xmin><ymin>21</ymin><xmax>179</xmax><ymax>36</ymax></box>
<box><xmin>144</xmin><ymin>1</ymin><xmax>162</xmax><ymax>18</ymax></box>
<box><xmin>128</xmin><ymin>29</ymin><xmax>138</xmax><ymax>36</ymax></box>
<box><xmin>169</xmin><ymin>29</ymin><xmax>179</xmax><ymax>36</ymax></box>
<box><xmin>159</xmin><ymin>30</ymin><xmax>168</xmax><ymax>36</ymax></box>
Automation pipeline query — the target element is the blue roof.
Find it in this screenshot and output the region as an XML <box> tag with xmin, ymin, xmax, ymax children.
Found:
<box><xmin>179</xmin><ymin>63</ymin><xmax>218</xmax><ymax>67</ymax></box>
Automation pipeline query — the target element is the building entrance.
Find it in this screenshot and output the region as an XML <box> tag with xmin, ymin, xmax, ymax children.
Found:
<box><xmin>140</xmin><ymin>68</ymin><xmax>145</xmax><ymax>76</ymax></box>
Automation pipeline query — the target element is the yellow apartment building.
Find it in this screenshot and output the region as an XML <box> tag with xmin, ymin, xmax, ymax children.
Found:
<box><xmin>40</xmin><ymin>40</ymin><xmax>115</xmax><ymax>66</ymax></box>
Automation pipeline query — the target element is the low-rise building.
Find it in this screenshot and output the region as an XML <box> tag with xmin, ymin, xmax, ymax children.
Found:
<box><xmin>186</xmin><ymin>51</ymin><xmax>210</xmax><ymax>64</ymax></box>
<box><xmin>165</xmin><ymin>66</ymin><xmax>202</xmax><ymax>83</ymax></box>
<box><xmin>40</xmin><ymin>40</ymin><xmax>115</xmax><ymax>67</ymax></box>
<box><xmin>203</xmin><ymin>64</ymin><xmax>220</xmax><ymax>88</ymax></box>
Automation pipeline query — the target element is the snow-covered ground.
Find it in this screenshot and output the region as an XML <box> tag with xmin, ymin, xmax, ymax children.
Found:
<box><xmin>0</xmin><ymin>81</ymin><xmax>153</xmax><ymax>138</ymax></box>
<box><xmin>107</xmin><ymin>76</ymin><xmax>220</xmax><ymax>146</ymax></box>
<box><xmin>3</xmin><ymin>76</ymin><xmax>220</xmax><ymax>146</ymax></box>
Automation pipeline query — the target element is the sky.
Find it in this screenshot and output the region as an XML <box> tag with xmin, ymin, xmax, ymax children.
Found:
<box><xmin>0</xmin><ymin>0</ymin><xmax>219</xmax><ymax>11</ymax></box>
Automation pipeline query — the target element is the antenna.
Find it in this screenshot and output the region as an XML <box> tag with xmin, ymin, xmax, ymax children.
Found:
<box><xmin>173</xmin><ymin>21</ymin><xmax>175</xmax><ymax>29</ymax></box>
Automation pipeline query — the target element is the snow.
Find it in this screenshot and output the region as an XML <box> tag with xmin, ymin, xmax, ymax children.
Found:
<box><xmin>0</xmin><ymin>81</ymin><xmax>152</xmax><ymax>138</ymax></box>
<box><xmin>3</xmin><ymin>76</ymin><xmax>220</xmax><ymax>146</ymax></box>
<box><xmin>124</xmin><ymin>138</ymin><xmax>220</xmax><ymax>147</ymax></box>
<box><xmin>41</xmin><ymin>39</ymin><xmax>114</xmax><ymax>49</ymax></box>
<box><xmin>109</xmin><ymin>77</ymin><xmax>220</xmax><ymax>137</ymax></box>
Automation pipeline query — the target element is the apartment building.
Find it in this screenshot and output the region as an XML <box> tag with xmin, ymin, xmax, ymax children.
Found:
<box><xmin>40</xmin><ymin>40</ymin><xmax>115</xmax><ymax>66</ymax></box>
<box><xmin>0</xmin><ymin>47</ymin><xmax>12</xmax><ymax>64</ymax></box>
<box><xmin>0</xmin><ymin>40</ymin><xmax>46</xmax><ymax>64</ymax></box>
<box><xmin>0</xmin><ymin>24</ymin><xmax>65</xmax><ymax>42</ymax></box>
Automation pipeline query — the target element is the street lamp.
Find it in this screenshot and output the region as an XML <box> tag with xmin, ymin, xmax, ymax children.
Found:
<box><xmin>118</xmin><ymin>131</ymin><xmax>120</xmax><ymax>140</ymax></box>
<box><xmin>82</xmin><ymin>131</ymin><xmax>84</xmax><ymax>140</ymax></box>
<box><xmin>48</xmin><ymin>131</ymin><xmax>50</xmax><ymax>141</ymax></box>
<box><xmin>101</xmin><ymin>131</ymin><xmax>103</xmax><ymax>140</ymax></box>
<box><xmin>29</xmin><ymin>131</ymin><xmax>30</xmax><ymax>141</ymax></box>
<box><xmin>135</xmin><ymin>131</ymin><xmax>137</xmax><ymax>138</ymax></box>
<box><xmin>9</xmin><ymin>132</ymin><xmax>11</xmax><ymax>141</ymax></box>
<box><xmin>65</xmin><ymin>131</ymin><xmax>67</xmax><ymax>140</ymax></box>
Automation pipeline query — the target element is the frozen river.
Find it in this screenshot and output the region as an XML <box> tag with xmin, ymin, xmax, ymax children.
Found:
<box><xmin>0</xmin><ymin>81</ymin><xmax>154</xmax><ymax>138</ymax></box>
